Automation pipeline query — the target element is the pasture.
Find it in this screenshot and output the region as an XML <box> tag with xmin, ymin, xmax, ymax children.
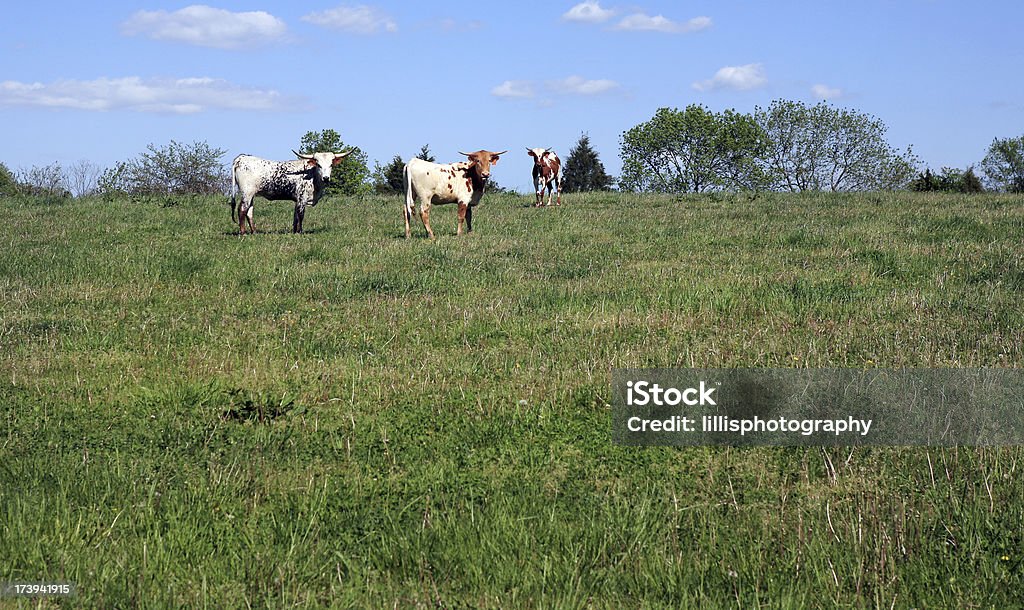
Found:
<box><xmin>2</xmin><ymin>190</ymin><xmax>1023</xmax><ymax>608</ymax></box>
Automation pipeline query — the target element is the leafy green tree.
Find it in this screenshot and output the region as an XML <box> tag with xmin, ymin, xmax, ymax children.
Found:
<box><xmin>298</xmin><ymin>129</ymin><xmax>371</xmax><ymax>196</ymax></box>
<box><xmin>17</xmin><ymin>163</ymin><xmax>70</xmax><ymax>198</ymax></box>
<box><xmin>980</xmin><ymin>135</ymin><xmax>1024</xmax><ymax>193</ymax></box>
<box><xmin>373</xmin><ymin>145</ymin><xmax>435</xmax><ymax>194</ymax></box>
<box><xmin>619</xmin><ymin>105</ymin><xmax>768</xmax><ymax>193</ymax></box>
<box><xmin>96</xmin><ymin>140</ymin><xmax>228</xmax><ymax>198</ymax></box>
<box><xmin>562</xmin><ymin>133</ymin><xmax>615</xmax><ymax>192</ymax></box>
<box><xmin>0</xmin><ymin>162</ymin><xmax>20</xmax><ymax>196</ymax></box>
<box><xmin>96</xmin><ymin>162</ymin><xmax>128</xmax><ymax>199</ymax></box>
<box><xmin>754</xmin><ymin>100</ymin><xmax>918</xmax><ymax>191</ymax></box>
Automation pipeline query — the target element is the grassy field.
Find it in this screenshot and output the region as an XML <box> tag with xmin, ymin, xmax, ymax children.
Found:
<box><xmin>2</xmin><ymin>189</ymin><xmax>1023</xmax><ymax>608</ymax></box>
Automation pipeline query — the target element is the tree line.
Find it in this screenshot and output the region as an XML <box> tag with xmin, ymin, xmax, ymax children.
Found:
<box><xmin>619</xmin><ymin>100</ymin><xmax>1024</xmax><ymax>194</ymax></box>
<box><xmin>2</xmin><ymin>101</ymin><xmax>1023</xmax><ymax>199</ymax></box>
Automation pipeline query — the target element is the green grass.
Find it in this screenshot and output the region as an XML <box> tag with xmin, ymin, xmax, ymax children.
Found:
<box><xmin>2</xmin><ymin>190</ymin><xmax>1023</xmax><ymax>608</ymax></box>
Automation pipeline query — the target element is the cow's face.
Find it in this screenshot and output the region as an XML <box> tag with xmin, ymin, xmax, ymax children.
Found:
<box><xmin>294</xmin><ymin>150</ymin><xmax>352</xmax><ymax>182</ymax></box>
<box><xmin>527</xmin><ymin>147</ymin><xmax>553</xmax><ymax>167</ymax></box>
<box><xmin>460</xmin><ymin>150</ymin><xmax>507</xmax><ymax>181</ymax></box>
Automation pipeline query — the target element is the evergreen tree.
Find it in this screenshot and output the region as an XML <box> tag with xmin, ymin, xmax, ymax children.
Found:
<box><xmin>910</xmin><ymin>166</ymin><xmax>985</xmax><ymax>193</ymax></box>
<box><xmin>562</xmin><ymin>133</ymin><xmax>615</xmax><ymax>192</ymax></box>
<box><xmin>415</xmin><ymin>144</ymin><xmax>435</xmax><ymax>163</ymax></box>
<box><xmin>373</xmin><ymin>145</ymin><xmax>435</xmax><ymax>194</ymax></box>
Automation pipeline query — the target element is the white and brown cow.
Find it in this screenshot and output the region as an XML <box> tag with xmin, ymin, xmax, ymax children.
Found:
<box><xmin>230</xmin><ymin>150</ymin><xmax>351</xmax><ymax>235</ymax></box>
<box><xmin>527</xmin><ymin>147</ymin><xmax>562</xmax><ymax>207</ymax></box>
<box><xmin>403</xmin><ymin>150</ymin><xmax>507</xmax><ymax>239</ymax></box>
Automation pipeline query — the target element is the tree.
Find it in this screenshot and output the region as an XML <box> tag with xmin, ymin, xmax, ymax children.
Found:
<box><xmin>298</xmin><ymin>129</ymin><xmax>371</xmax><ymax>196</ymax></box>
<box><xmin>619</xmin><ymin>105</ymin><xmax>768</xmax><ymax>193</ymax></box>
<box><xmin>65</xmin><ymin>159</ymin><xmax>102</xmax><ymax>198</ymax></box>
<box><xmin>97</xmin><ymin>140</ymin><xmax>228</xmax><ymax>198</ymax></box>
<box><xmin>16</xmin><ymin>163</ymin><xmax>69</xmax><ymax>198</ymax></box>
<box><xmin>754</xmin><ymin>100</ymin><xmax>918</xmax><ymax>192</ymax></box>
<box><xmin>373</xmin><ymin>144</ymin><xmax>435</xmax><ymax>194</ymax></box>
<box><xmin>980</xmin><ymin>135</ymin><xmax>1024</xmax><ymax>193</ymax></box>
<box><xmin>561</xmin><ymin>133</ymin><xmax>614</xmax><ymax>192</ymax></box>
<box><xmin>910</xmin><ymin>166</ymin><xmax>984</xmax><ymax>193</ymax></box>
<box><xmin>0</xmin><ymin>162</ymin><xmax>16</xmax><ymax>197</ymax></box>
<box><xmin>415</xmin><ymin>144</ymin><xmax>435</xmax><ymax>163</ymax></box>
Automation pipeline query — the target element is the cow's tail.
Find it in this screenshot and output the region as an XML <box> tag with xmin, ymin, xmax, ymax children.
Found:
<box><xmin>229</xmin><ymin>159</ymin><xmax>238</xmax><ymax>223</ymax></box>
<box><xmin>403</xmin><ymin>162</ymin><xmax>415</xmax><ymax>220</ymax></box>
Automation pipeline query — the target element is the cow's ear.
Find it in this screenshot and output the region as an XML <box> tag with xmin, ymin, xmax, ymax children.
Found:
<box><xmin>331</xmin><ymin>155</ymin><xmax>345</xmax><ymax>166</ymax></box>
<box><xmin>490</xmin><ymin>155</ymin><xmax>501</xmax><ymax>165</ymax></box>
<box><xmin>306</xmin><ymin>158</ymin><xmax>318</xmax><ymax>168</ymax></box>
<box><xmin>527</xmin><ymin>149</ymin><xmax>536</xmax><ymax>158</ymax></box>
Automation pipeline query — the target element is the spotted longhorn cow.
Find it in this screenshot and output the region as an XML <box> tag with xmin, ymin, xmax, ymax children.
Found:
<box><xmin>527</xmin><ymin>147</ymin><xmax>562</xmax><ymax>207</ymax></box>
<box><xmin>403</xmin><ymin>150</ymin><xmax>507</xmax><ymax>239</ymax></box>
<box><xmin>230</xmin><ymin>150</ymin><xmax>351</xmax><ymax>235</ymax></box>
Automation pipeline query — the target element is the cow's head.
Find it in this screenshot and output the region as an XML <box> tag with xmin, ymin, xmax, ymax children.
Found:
<box><xmin>292</xmin><ymin>150</ymin><xmax>352</xmax><ymax>182</ymax></box>
<box><xmin>527</xmin><ymin>147</ymin><xmax>555</xmax><ymax>167</ymax></box>
<box><xmin>457</xmin><ymin>149</ymin><xmax>507</xmax><ymax>181</ymax></box>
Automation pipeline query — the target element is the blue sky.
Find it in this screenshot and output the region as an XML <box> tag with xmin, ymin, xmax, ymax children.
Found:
<box><xmin>1</xmin><ymin>1</ymin><xmax>1021</xmax><ymax>192</ymax></box>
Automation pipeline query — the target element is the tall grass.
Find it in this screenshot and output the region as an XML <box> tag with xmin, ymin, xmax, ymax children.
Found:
<box><xmin>1</xmin><ymin>190</ymin><xmax>1022</xmax><ymax>607</ymax></box>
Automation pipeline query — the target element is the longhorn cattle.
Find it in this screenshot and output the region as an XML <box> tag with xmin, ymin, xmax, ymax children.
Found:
<box><xmin>403</xmin><ymin>150</ymin><xmax>507</xmax><ymax>239</ymax></box>
<box><xmin>230</xmin><ymin>150</ymin><xmax>351</xmax><ymax>234</ymax></box>
<box><xmin>527</xmin><ymin>147</ymin><xmax>562</xmax><ymax>207</ymax></box>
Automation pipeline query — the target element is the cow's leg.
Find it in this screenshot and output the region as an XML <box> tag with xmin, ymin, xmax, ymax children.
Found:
<box><xmin>556</xmin><ymin>177</ymin><xmax>562</xmax><ymax>206</ymax></box>
<box><xmin>239</xmin><ymin>203</ymin><xmax>247</xmax><ymax>235</ymax></box>
<box><xmin>293</xmin><ymin>204</ymin><xmax>305</xmax><ymax>234</ymax></box>
<box><xmin>420</xmin><ymin>206</ymin><xmax>434</xmax><ymax>240</ymax></box>
<box><xmin>545</xmin><ymin>183</ymin><xmax>553</xmax><ymax>206</ymax></box>
<box><xmin>404</xmin><ymin>202</ymin><xmax>412</xmax><ymax>239</ymax></box>
<box><xmin>457</xmin><ymin>203</ymin><xmax>468</xmax><ymax>236</ymax></box>
<box><xmin>246</xmin><ymin>204</ymin><xmax>256</xmax><ymax>234</ymax></box>
<box><xmin>465</xmin><ymin>205</ymin><xmax>473</xmax><ymax>233</ymax></box>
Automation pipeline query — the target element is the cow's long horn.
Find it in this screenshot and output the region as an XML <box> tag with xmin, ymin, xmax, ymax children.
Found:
<box><xmin>458</xmin><ymin>151</ymin><xmax>472</xmax><ymax>156</ymax></box>
<box><xmin>493</xmin><ymin>150</ymin><xmax>508</xmax><ymax>156</ymax></box>
<box><xmin>293</xmin><ymin>149</ymin><xmax>313</xmax><ymax>160</ymax></box>
<box><xmin>333</xmin><ymin>149</ymin><xmax>353</xmax><ymax>158</ymax></box>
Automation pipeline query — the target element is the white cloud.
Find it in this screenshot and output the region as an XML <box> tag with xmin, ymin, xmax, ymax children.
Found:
<box><xmin>302</xmin><ymin>5</ymin><xmax>397</xmax><ymax>34</ymax></box>
<box><xmin>614</xmin><ymin>13</ymin><xmax>711</xmax><ymax>33</ymax></box>
<box><xmin>492</xmin><ymin>76</ymin><xmax>620</xmax><ymax>100</ymax></box>
<box><xmin>693</xmin><ymin>63</ymin><xmax>767</xmax><ymax>92</ymax></box>
<box><xmin>548</xmin><ymin>75</ymin><xmax>620</xmax><ymax>95</ymax></box>
<box><xmin>0</xmin><ymin>76</ymin><xmax>297</xmax><ymax>114</ymax></box>
<box><xmin>811</xmin><ymin>84</ymin><xmax>844</xmax><ymax>100</ymax></box>
<box><xmin>121</xmin><ymin>5</ymin><xmax>287</xmax><ymax>49</ymax></box>
<box><xmin>491</xmin><ymin>80</ymin><xmax>535</xmax><ymax>98</ymax></box>
<box><xmin>562</xmin><ymin>2</ymin><xmax>615</xmax><ymax>24</ymax></box>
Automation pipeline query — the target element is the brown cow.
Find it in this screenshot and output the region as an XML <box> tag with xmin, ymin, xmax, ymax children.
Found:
<box><xmin>527</xmin><ymin>147</ymin><xmax>563</xmax><ymax>206</ymax></box>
